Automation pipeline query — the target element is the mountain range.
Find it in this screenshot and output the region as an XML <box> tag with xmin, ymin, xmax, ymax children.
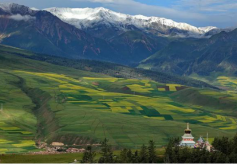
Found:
<box><xmin>0</xmin><ymin>3</ymin><xmax>183</xmax><ymax>65</ymax></box>
<box><xmin>0</xmin><ymin>3</ymin><xmax>237</xmax><ymax>76</ymax></box>
<box><xmin>0</xmin><ymin>3</ymin><xmax>124</xmax><ymax>62</ymax></box>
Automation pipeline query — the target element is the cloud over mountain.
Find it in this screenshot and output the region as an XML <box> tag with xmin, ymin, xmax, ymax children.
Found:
<box><xmin>9</xmin><ymin>14</ymin><xmax>35</xmax><ymax>21</ymax></box>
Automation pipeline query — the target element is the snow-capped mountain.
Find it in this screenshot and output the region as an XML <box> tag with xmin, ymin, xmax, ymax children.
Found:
<box><xmin>2</xmin><ymin>2</ymin><xmax>237</xmax><ymax>77</ymax></box>
<box><xmin>0</xmin><ymin>3</ymin><xmax>224</xmax><ymax>38</ymax></box>
<box><xmin>45</xmin><ymin>7</ymin><xmax>218</xmax><ymax>38</ymax></box>
<box><xmin>0</xmin><ymin>3</ymin><xmax>168</xmax><ymax>65</ymax></box>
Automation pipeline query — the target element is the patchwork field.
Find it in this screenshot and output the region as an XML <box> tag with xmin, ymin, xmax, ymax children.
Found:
<box><xmin>0</xmin><ymin>68</ymin><xmax>236</xmax><ymax>153</ymax></box>
<box><xmin>217</xmin><ymin>76</ymin><xmax>237</xmax><ymax>92</ymax></box>
<box><xmin>0</xmin><ymin>46</ymin><xmax>237</xmax><ymax>154</ymax></box>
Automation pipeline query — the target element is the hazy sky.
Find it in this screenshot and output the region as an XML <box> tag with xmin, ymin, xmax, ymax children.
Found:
<box><xmin>1</xmin><ymin>0</ymin><xmax>237</xmax><ymax>28</ymax></box>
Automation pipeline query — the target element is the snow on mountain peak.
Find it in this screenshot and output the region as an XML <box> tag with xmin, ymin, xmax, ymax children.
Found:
<box><xmin>46</xmin><ymin>7</ymin><xmax>113</xmax><ymax>20</ymax></box>
<box><xmin>30</xmin><ymin>7</ymin><xmax>39</xmax><ymax>11</ymax></box>
<box><xmin>45</xmin><ymin>7</ymin><xmax>218</xmax><ymax>38</ymax></box>
<box><xmin>198</xmin><ymin>26</ymin><xmax>218</xmax><ymax>33</ymax></box>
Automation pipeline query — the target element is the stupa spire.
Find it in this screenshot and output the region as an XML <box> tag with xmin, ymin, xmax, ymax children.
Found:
<box><xmin>179</xmin><ymin>122</ymin><xmax>195</xmax><ymax>147</ymax></box>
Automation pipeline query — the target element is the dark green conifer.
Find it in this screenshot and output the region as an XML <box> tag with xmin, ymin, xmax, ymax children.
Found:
<box><xmin>98</xmin><ymin>138</ymin><xmax>114</xmax><ymax>163</ymax></box>
<box><xmin>81</xmin><ymin>145</ymin><xmax>96</xmax><ymax>163</ymax></box>
<box><xmin>148</xmin><ymin>140</ymin><xmax>157</xmax><ymax>163</ymax></box>
<box><xmin>139</xmin><ymin>144</ymin><xmax>148</xmax><ymax>163</ymax></box>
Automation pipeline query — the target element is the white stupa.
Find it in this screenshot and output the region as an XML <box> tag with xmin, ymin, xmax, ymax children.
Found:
<box><xmin>179</xmin><ymin>123</ymin><xmax>196</xmax><ymax>147</ymax></box>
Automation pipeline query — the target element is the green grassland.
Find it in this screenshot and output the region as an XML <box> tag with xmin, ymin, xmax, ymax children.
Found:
<box><xmin>0</xmin><ymin>45</ymin><xmax>237</xmax><ymax>154</ymax></box>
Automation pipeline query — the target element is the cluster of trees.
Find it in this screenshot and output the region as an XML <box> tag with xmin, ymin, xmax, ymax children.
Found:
<box><xmin>212</xmin><ymin>135</ymin><xmax>237</xmax><ymax>162</ymax></box>
<box><xmin>165</xmin><ymin>135</ymin><xmax>237</xmax><ymax>163</ymax></box>
<box><xmin>81</xmin><ymin>138</ymin><xmax>161</xmax><ymax>163</ymax></box>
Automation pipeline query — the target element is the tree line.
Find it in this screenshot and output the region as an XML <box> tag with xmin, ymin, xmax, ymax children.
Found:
<box><xmin>82</xmin><ymin>135</ymin><xmax>237</xmax><ymax>163</ymax></box>
<box><xmin>81</xmin><ymin>138</ymin><xmax>162</xmax><ymax>163</ymax></box>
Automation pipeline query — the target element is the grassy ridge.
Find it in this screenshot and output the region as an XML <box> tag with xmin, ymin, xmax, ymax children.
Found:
<box><xmin>0</xmin><ymin>71</ymin><xmax>38</xmax><ymax>154</ymax></box>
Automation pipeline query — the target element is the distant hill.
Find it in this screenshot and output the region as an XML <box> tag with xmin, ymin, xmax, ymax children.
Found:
<box><xmin>139</xmin><ymin>29</ymin><xmax>237</xmax><ymax>76</ymax></box>
<box><xmin>0</xmin><ymin>44</ymin><xmax>217</xmax><ymax>89</ymax></box>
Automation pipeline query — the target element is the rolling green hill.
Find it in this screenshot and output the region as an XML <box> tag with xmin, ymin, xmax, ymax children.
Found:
<box><xmin>0</xmin><ymin>45</ymin><xmax>236</xmax><ymax>154</ymax></box>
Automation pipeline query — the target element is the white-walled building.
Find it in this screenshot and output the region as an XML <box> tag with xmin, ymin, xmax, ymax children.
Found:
<box><xmin>179</xmin><ymin>123</ymin><xmax>196</xmax><ymax>148</ymax></box>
